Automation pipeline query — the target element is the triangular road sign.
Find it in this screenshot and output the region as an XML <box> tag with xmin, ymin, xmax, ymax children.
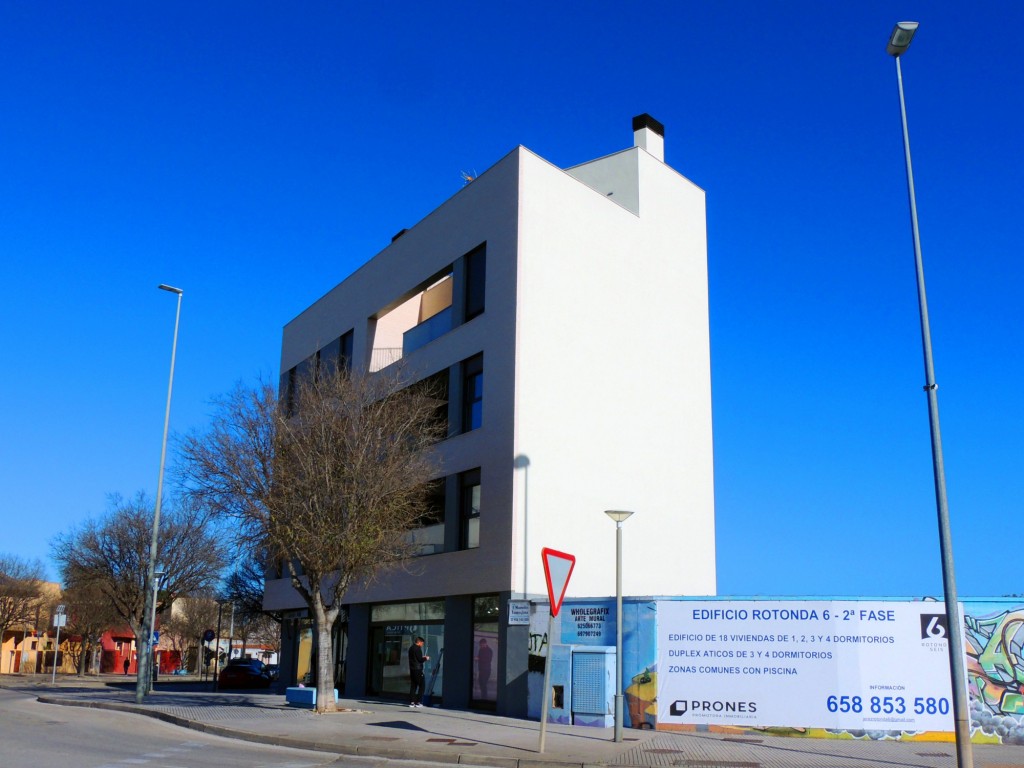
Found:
<box><xmin>541</xmin><ymin>547</ymin><xmax>576</xmax><ymax>617</ymax></box>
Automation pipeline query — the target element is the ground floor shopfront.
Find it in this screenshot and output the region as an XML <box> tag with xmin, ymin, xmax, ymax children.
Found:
<box><xmin>276</xmin><ymin>594</ymin><xmax>1024</xmax><ymax>746</ymax></box>
<box><xmin>277</xmin><ymin>590</ymin><xmax>533</xmax><ymax>716</ymax></box>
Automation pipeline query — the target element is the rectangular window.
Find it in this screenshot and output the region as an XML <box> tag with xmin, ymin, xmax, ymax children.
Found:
<box><xmin>409</xmin><ymin>479</ymin><xmax>445</xmax><ymax>556</ymax></box>
<box><xmin>421</xmin><ymin>369</ymin><xmax>450</xmax><ymax>436</ymax></box>
<box><xmin>472</xmin><ymin>595</ymin><xmax>498</xmax><ymax>706</ymax></box>
<box><xmin>318</xmin><ymin>330</ymin><xmax>354</xmax><ymax>375</ymax></box>
<box><xmin>296</xmin><ymin>353</ymin><xmax>316</xmax><ymax>385</ymax></box>
<box><xmin>339</xmin><ymin>330</ymin><xmax>353</xmax><ymax>372</ymax></box>
<box><xmin>464</xmin><ymin>244</ymin><xmax>486</xmax><ymax>321</ymax></box>
<box><xmin>368</xmin><ymin>599</ymin><xmax>446</xmax><ymax>699</ymax></box>
<box><xmin>280</xmin><ymin>367</ymin><xmax>297</xmax><ymax>416</ymax></box>
<box><xmin>460</xmin><ymin>468</ymin><xmax>481</xmax><ymax>549</ymax></box>
<box><xmin>461</xmin><ymin>354</ymin><xmax>483</xmax><ymax>432</ymax></box>
<box><xmin>281</xmin><ymin>353</ymin><xmax>319</xmax><ymax>417</ymax></box>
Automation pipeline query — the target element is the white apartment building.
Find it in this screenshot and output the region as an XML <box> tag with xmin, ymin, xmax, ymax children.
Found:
<box><xmin>264</xmin><ymin>115</ymin><xmax>716</xmax><ymax>716</ymax></box>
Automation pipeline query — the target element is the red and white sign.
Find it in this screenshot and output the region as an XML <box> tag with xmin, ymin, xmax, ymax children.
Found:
<box><xmin>541</xmin><ymin>548</ymin><xmax>576</xmax><ymax>617</ymax></box>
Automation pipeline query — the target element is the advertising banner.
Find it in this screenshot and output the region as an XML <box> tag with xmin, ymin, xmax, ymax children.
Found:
<box><xmin>657</xmin><ymin>600</ymin><xmax>956</xmax><ymax>731</ymax></box>
<box><xmin>561</xmin><ymin>603</ymin><xmax>617</xmax><ymax>645</ymax></box>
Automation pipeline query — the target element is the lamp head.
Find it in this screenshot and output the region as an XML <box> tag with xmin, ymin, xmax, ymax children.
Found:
<box><xmin>604</xmin><ymin>509</ymin><xmax>635</xmax><ymax>524</ymax></box>
<box><xmin>158</xmin><ymin>284</ymin><xmax>183</xmax><ymax>294</ymax></box>
<box><xmin>887</xmin><ymin>21</ymin><xmax>919</xmax><ymax>57</ymax></box>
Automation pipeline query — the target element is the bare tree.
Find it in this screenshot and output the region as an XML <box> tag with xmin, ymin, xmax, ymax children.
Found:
<box><xmin>161</xmin><ymin>593</ymin><xmax>218</xmax><ymax>673</ymax></box>
<box><xmin>61</xmin><ymin>580</ymin><xmax>119</xmax><ymax>675</ymax></box>
<box><xmin>222</xmin><ymin>552</ymin><xmax>281</xmax><ymax>625</ymax></box>
<box><xmin>177</xmin><ymin>366</ymin><xmax>443</xmax><ymax>712</ymax></box>
<box><xmin>0</xmin><ymin>554</ymin><xmax>45</xmax><ymax>663</ymax></box>
<box><xmin>218</xmin><ymin>551</ymin><xmax>284</xmax><ymax>662</ymax></box>
<box><xmin>51</xmin><ymin>493</ymin><xmax>226</xmax><ymax>678</ymax></box>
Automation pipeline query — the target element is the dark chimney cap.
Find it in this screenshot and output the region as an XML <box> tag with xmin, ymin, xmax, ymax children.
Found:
<box><xmin>391</xmin><ymin>228</ymin><xmax>408</xmax><ymax>242</ymax></box>
<box><xmin>632</xmin><ymin>113</ymin><xmax>665</xmax><ymax>137</ymax></box>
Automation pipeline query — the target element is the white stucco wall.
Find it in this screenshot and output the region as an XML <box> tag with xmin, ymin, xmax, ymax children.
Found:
<box><xmin>511</xmin><ymin>147</ymin><xmax>716</xmax><ymax>600</ymax></box>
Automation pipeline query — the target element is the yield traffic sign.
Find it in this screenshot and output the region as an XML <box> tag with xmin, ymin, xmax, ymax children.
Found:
<box><xmin>541</xmin><ymin>547</ymin><xmax>576</xmax><ymax>617</ymax></box>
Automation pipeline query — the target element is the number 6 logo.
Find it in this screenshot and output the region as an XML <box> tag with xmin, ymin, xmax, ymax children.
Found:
<box><xmin>920</xmin><ymin>613</ymin><xmax>948</xmax><ymax>639</ymax></box>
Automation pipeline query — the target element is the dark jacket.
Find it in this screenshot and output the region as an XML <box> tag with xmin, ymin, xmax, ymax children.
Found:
<box><xmin>409</xmin><ymin>643</ymin><xmax>426</xmax><ymax>672</ymax></box>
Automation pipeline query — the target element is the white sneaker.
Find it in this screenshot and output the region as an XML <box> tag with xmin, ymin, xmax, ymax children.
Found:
<box><xmin>409</xmin><ymin>703</ymin><xmax>416</xmax><ymax>707</ymax></box>
<box><xmin>415</xmin><ymin>702</ymin><xmax>423</xmax><ymax>707</ymax></box>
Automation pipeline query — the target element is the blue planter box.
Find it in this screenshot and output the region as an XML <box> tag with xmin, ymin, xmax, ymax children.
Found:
<box><xmin>285</xmin><ymin>687</ymin><xmax>338</xmax><ymax>707</ymax></box>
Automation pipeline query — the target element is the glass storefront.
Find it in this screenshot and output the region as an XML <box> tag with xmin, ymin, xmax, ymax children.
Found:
<box><xmin>284</xmin><ymin>612</ymin><xmax>347</xmax><ymax>691</ymax></box>
<box><xmin>296</xmin><ymin>619</ymin><xmax>314</xmax><ymax>685</ymax></box>
<box><xmin>369</xmin><ymin>600</ymin><xmax>445</xmax><ymax>699</ymax></box>
<box><xmin>472</xmin><ymin>595</ymin><xmax>499</xmax><ymax>706</ymax></box>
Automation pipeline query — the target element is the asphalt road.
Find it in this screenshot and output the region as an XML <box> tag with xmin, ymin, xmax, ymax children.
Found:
<box><xmin>0</xmin><ymin>687</ymin><xmax>342</xmax><ymax>768</ymax></box>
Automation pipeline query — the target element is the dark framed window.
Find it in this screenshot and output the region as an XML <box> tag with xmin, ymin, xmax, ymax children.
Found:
<box><xmin>421</xmin><ymin>369</ymin><xmax>450</xmax><ymax>436</ymax></box>
<box><xmin>460</xmin><ymin>468</ymin><xmax>481</xmax><ymax>549</ymax></box>
<box><xmin>461</xmin><ymin>354</ymin><xmax>483</xmax><ymax>432</ymax></box>
<box><xmin>464</xmin><ymin>244</ymin><xmax>486</xmax><ymax>321</ymax></box>
<box><xmin>421</xmin><ymin>479</ymin><xmax>446</xmax><ymax>526</ymax></box>
<box><xmin>319</xmin><ymin>330</ymin><xmax>354</xmax><ymax>375</ymax></box>
<box><xmin>472</xmin><ymin>594</ymin><xmax>498</xmax><ymax>706</ymax></box>
<box><xmin>410</xmin><ymin>479</ymin><xmax>446</xmax><ymax>556</ymax></box>
<box><xmin>368</xmin><ymin>600</ymin><xmax>445</xmax><ymax>699</ymax></box>
<box><xmin>280</xmin><ymin>367</ymin><xmax>297</xmax><ymax>416</ymax></box>
<box><xmin>296</xmin><ymin>354</ymin><xmax>316</xmax><ymax>385</ymax></box>
<box><xmin>339</xmin><ymin>330</ymin><xmax>354</xmax><ymax>372</ymax></box>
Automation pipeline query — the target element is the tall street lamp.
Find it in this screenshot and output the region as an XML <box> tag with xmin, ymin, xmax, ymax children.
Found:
<box><xmin>148</xmin><ymin>568</ymin><xmax>166</xmax><ymax>687</ymax></box>
<box><xmin>604</xmin><ymin>510</ymin><xmax>634</xmax><ymax>743</ymax></box>
<box><xmin>213</xmin><ymin>599</ymin><xmax>232</xmax><ymax>691</ymax></box>
<box><xmin>887</xmin><ymin>22</ymin><xmax>973</xmax><ymax>768</ymax></box>
<box><xmin>136</xmin><ymin>284</ymin><xmax>183</xmax><ymax>704</ymax></box>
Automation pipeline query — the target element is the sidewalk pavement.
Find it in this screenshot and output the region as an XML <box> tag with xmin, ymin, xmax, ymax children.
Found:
<box><xmin>5</xmin><ymin>676</ymin><xmax>1024</xmax><ymax>768</ymax></box>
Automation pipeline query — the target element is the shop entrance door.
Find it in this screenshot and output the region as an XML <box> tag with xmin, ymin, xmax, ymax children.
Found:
<box><xmin>368</xmin><ymin>623</ymin><xmax>444</xmax><ymax>700</ymax></box>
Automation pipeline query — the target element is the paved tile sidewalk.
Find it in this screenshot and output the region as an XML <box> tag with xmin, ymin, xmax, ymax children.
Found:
<box><xmin>6</xmin><ymin>678</ymin><xmax>1024</xmax><ymax>768</ymax></box>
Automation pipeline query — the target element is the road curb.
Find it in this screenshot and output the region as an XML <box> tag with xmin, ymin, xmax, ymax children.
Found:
<box><xmin>33</xmin><ymin>695</ymin><xmax>618</xmax><ymax>768</ymax></box>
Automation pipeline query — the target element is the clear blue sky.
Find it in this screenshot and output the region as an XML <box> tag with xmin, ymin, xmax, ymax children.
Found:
<box><xmin>2</xmin><ymin>2</ymin><xmax>1020</xmax><ymax>598</ymax></box>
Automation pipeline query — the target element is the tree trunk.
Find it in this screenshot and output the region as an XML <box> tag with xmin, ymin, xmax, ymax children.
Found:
<box><xmin>312</xmin><ymin>594</ymin><xmax>338</xmax><ymax>713</ymax></box>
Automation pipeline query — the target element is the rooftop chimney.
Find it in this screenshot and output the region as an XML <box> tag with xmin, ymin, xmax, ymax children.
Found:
<box><xmin>632</xmin><ymin>113</ymin><xmax>664</xmax><ymax>162</ymax></box>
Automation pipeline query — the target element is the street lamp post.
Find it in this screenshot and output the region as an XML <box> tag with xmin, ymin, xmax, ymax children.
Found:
<box><xmin>136</xmin><ymin>284</ymin><xmax>183</xmax><ymax>704</ymax></box>
<box><xmin>886</xmin><ymin>22</ymin><xmax>973</xmax><ymax>768</ymax></box>
<box><xmin>213</xmin><ymin>600</ymin><xmax>231</xmax><ymax>691</ymax></box>
<box><xmin>147</xmin><ymin>568</ymin><xmax>166</xmax><ymax>687</ymax></box>
<box><xmin>604</xmin><ymin>510</ymin><xmax>634</xmax><ymax>743</ymax></box>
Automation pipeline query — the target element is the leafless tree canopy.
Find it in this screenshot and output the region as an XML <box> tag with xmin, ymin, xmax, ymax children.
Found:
<box><xmin>221</xmin><ymin>552</ymin><xmax>281</xmax><ymax>625</ymax></box>
<box><xmin>177</xmin><ymin>365</ymin><xmax>444</xmax><ymax>711</ymax></box>
<box><xmin>161</xmin><ymin>593</ymin><xmax>219</xmax><ymax>673</ymax></box>
<box><xmin>0</xmin><ymin>553</ymin><xmax>45</xmax><ymax>638</ymax></box>
<box><xmin>61</xmin><ymin>579</ymin><xmax>120</xmax><ymax>674</ymax></box>
<box><xmin>51</xmin><ymin>493</ymin><xmax>226</xmax><ymax>648</ymax></box>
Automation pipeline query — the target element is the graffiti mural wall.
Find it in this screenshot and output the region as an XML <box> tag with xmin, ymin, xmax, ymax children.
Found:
<box><xmin>964</xmin><ymin>600</ymin><xmax>1024</xmax><ymax>744</ymax></box>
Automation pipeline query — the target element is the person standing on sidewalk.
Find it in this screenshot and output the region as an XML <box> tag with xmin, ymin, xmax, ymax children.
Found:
<box><xmin>408</xmin><ymin>637</ymin><xmax>429</xmax><ymax>707</ymax></box>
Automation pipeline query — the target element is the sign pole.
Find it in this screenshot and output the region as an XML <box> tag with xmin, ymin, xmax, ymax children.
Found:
<box><xmin>538</xmin><ymin>611</ymin><xmax>554</xmax><ymax>753</ymax></box>
<box><xmin>51</xmin><ymin>605</ymin><xmax>66</xmax><ymax>684</ymax></box>
<box><xmin>537</xmin><ymin>548</ymin><xmax>575</xmax><ymax>754</ymax></box>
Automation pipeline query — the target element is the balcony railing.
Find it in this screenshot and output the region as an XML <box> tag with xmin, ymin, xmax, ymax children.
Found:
<box><xmin>369</xmin><ymin>347</ymin><xmax>402</xmax><ymax>372</ymax></box>
<box><xmin>403</xmin><ymin>306</ymin><xmax>453</xmax><ymax>357</ymax></box>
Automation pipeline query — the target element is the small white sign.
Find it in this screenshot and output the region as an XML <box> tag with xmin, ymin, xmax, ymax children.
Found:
<box><xmin>508</xmin><ymin>600</ymin><xmax>531</xmax><ymax>625</ymax></box>
<box><xmin>53</xmin><ymin>614</ymin><xmax>67</xmax><ymax>628</ymax></box>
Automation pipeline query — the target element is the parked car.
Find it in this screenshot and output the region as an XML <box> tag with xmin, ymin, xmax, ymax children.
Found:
<box><xmin>217</xmin><ymin>658</ymin><xmax>273</xmax><ymax>689</ymax></box>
